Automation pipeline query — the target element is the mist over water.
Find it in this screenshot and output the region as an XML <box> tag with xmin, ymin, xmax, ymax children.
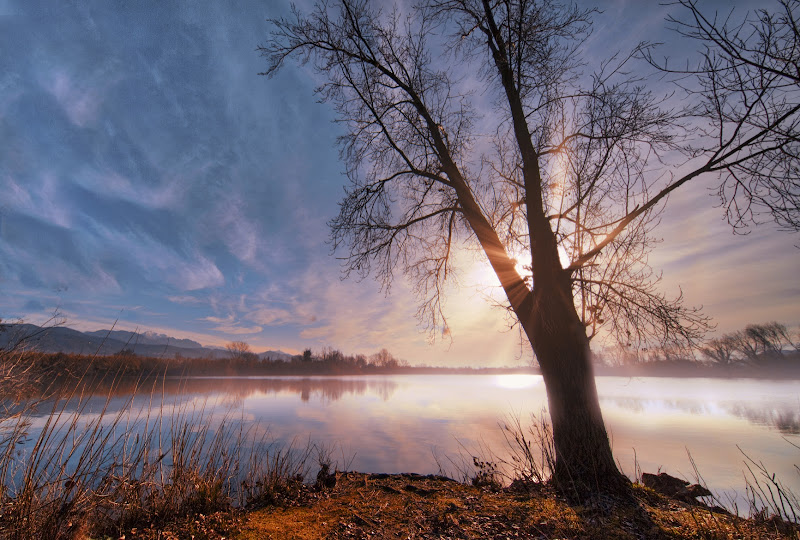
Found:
<box><xmin>18</xmin><ymin>374</ymin><xmax>800</xmax><ymax>513</ymax></box>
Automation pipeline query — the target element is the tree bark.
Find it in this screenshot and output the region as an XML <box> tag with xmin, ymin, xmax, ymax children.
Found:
<box><xmin>525</xmin><ymin>271</ymin><xmax>628</xmax><ymax>496</ymax></box>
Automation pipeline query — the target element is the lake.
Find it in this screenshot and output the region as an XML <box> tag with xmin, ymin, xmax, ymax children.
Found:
<box><xmin>16</xmin><ymin>374</ymin><xmax>800</xmax><ymax>514</ymax></box>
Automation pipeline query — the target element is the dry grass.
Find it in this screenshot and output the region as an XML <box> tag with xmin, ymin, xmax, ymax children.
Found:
<box><xmin>0</xmin><ymin>368</ymin><xmax>317</xmax><ymax>539</ymax></box>
<box><xmin>240</xmin><ymin>472</ymin><xmax>798</xmax><ymax>539</ymax></box>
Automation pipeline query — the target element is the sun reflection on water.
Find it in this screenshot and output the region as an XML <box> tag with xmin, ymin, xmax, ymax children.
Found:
<box><xmin>494</xmin><ymin>374</ymin><xmax>541</xmax><ymax>389</ymax></box>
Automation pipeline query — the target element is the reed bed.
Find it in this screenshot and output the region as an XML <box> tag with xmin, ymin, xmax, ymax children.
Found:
<box><xmin>0</xmin><ymin>351</ymin><xmax>317</xmax><ymax>539</ymax></box>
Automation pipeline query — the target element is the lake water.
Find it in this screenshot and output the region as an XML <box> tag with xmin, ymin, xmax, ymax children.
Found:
<box><xmin>16</xmin><ymin>374</ymin><xmax>800</xmax><ymax>513</ymax></box>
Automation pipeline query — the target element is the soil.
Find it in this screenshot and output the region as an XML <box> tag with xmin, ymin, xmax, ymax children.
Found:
<box><xmin>236</xmin><ymin>472</ymin><xmax>797</xmax><ymax>539</ymax></box>
<box><xmin>116</xmin><ymin>472</ymin><xmax>799</xmax><ymax>539</ymax></box>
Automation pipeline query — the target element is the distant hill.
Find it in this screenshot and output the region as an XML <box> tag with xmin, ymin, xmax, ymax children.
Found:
<box><xmin>260</xmin><ymin>350</ymin><xmax>295</xmax><ymax>362</ymax></box>
<box><xmin>0</xmin><ymin>323</ymin><xmax>292</xmax><ymax>361</ymax></box>
<box><xmin>84</xmin><ymin>329</ymin><xmax>204</xmax><ymax>349</ymax></box>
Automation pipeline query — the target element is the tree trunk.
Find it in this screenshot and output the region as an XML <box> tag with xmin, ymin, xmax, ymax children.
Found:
<box><xmin>523</xmin><ymin>266</ymin><xmax>629</xmax><ymax>497</ymax></box>
<box><xmin>449</xmin><ymin>163</ymin><xmax>628</xmax><ymax>498</ymax></box>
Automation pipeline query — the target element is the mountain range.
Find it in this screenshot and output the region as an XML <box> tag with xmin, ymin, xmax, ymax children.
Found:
<box><xmin>0</xmin><ymin>323</ymin><xmax>293</xmax><ymax>361</ymax></box>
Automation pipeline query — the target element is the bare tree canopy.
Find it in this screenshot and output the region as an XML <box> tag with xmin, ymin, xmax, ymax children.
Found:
<box><xmin>225</xmin><ymin>340</ymin><xmax>252</xmax><ymax>359</ymax></box>
<box><xmin>650</xmin><ymin>0</ymin><xmax>800</xmax><ymax>232</ymax></box>
<box><xmin>261</xmin><ymin>0</ymin><xmax>800</xmax><ymax>497</ymax></box>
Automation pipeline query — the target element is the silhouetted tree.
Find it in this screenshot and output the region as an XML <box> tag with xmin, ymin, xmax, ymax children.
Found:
<box><xmin>649</xmin><ymin>0</ymin><xmax>800</xmax><ymax>232</ymax></box>
<box><xmin>354</xmin><ymin>354</ymin><xmax>367</xmax><ymax>369</ymax></box>
<box><xmin>262</xmin><ymin>0</ymin><xmax>800</xmax><ymax>495</ymax></box>
<box><xmin>370</xmin><ymin>348</ymin><xmax>399</xmax><ymax>368</ymax></box>
<box><xmin>732</xmin><ymin>322</ymin><xmax>794</xmax><ymax>361</ymax></box>
<box><xmin>700</xmin><ymin>334</ymin><xmax>738</xmax><ymax>366</ymax></box>
<box><xmin>226</xmin><ymin>340</ymin><xmax>253</xmax><ymax>361</ymax></box>
<box><xmin>302</xmin><ymin>348</ymin><xmax>313</xmax><ymax>362</ymax></box>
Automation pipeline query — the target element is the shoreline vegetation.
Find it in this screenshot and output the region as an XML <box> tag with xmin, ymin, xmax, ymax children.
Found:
<box><xmin>0</xmin><ymin>368</ymin><xmax>798</xmax><ymax>537</ymax></box>
<box><xmin>2</xmin><ymin>321</ymin><xmax>799</xmax><ymax>384</ymax></box>
<box><xmin>1</xmin><ymin>329</ymin><xmax>799</xmax><ymax>538</ymax></box>
<box><xmin>0</xmin><ymin>379</ymin><xmax>797</xmax><ymax>539</ymax></box>
<box><xmin>3</xmin><ymin>350</ymin><xmax>800</xmax><ymax>391</ymax></box>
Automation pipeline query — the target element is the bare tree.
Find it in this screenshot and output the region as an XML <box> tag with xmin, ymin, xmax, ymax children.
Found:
<box><xmin>649</xmin><ymin>0</ymin><xmax>800</xmax><ymax>231</ymax></box>
<box><xmin>731</xmin><ymin>321</ymin><xmax>794</xmax><ymax>361</ymax></box>
<box><xmin>700</xmin><ymin>334</ymin><xmax>739</xmax><ymax>366</ymax></box>
<box><xmin>261</xmin><ymin>0</ymin><xmax>800</xmax><ymax>496</ymax></box>
<box><xmin>751</xmin><ymin>321</ymin><xmax>793</xmax><ymax>356</ymax></box>
<box><xmin>370</xmin><ymin>348</ymin><xmax>399</xmax><ymax>368</ymax></box>
<box><xmin>225</xmin><ymin>340</ymin><xmax>253</xmax><ymax>360</ymax></box>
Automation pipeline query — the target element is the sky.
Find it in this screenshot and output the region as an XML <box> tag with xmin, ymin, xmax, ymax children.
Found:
<box><xmin>1</xmin><ymin>0</ymin><xmax>798</xmax><ymax>367</ymax></box>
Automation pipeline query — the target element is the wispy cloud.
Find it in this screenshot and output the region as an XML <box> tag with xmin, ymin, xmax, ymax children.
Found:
<box><xmin>201</xmin><ymin>314</ymin><xmax>262</xmax><ymax>335</ymax></box>
<box><xmin>212</xmin><ymin>324</ymin><xmax>263</xmax><ymax>335</ymax></box>
<box><xmin>41</xmin><ymin>66</ymin><xmax>117</xmax><ymax>127</ymax></box>
<box><xmin>74</xmin><ymin>167</ymin><xmax>186</xmax><ymax>211</ymax></box>
<box><xmin>167</xmin><ymin>295</ymin><xmax>203</xmax><ymax>305</ymax></box>
<box><xmin>3</xmin><ymin>173</ymin><xmax>73</xmax><ymax>230</ymax></box>
<box><xmin>86</xmin><ymin>219</ymin><xmax>225</xmax><ymax>291</ymax></box>
<box><xmin>213</xmin><ymin>195</ymin><xmax>263</xmax><ymax>264</ymax></box>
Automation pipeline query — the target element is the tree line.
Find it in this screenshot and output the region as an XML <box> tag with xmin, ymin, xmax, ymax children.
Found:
<box><xmin>596</xmin><ymin>321</ymin><xmax>799</xmax><ymax>369</ymax></box>
<box><xmin>223</xmin><ymin>342</ymin><xmax>410</xmax><ymax>372</ymax></box>
<box><xmin>2</xmin><ymin>320</ymin><xmax>796</xmax><ymax>392</ymax></box>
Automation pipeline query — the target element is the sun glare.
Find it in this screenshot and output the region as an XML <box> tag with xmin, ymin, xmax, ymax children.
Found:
<box><xmin>494</xmin><ymin>374</ymin><xmax>541</xmax><ymax>389</ymax></box>
<box><xmin>557</xmin><ymin>245</ymin><xmax>570</xmax><ymax>268</ymax></box>
<box><xmin>467</xmin><ymin>246</ymin><xmax>571</xmax><ymax>295</ymax></box>
<box><xmin>470</xmin><ymin>257</ymin><xmax>531</xmax><ymax>291</ymax></box>
<box><xmin>471</xmin><ymin>260</ymin><xmax>501</xmax><ymax>288</ymax></box>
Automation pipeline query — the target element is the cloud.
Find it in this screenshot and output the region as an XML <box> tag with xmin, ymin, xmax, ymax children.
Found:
<box><xmin>211</xmin><ymin>324</ymin><xmax>263</xmax><ymax>335</ymax></box>
<box><xmin>2</xmin><ymin>173</ymin><xmax>73</xmax><ymax>230</ymax></box>
<box><xmin>213</xmin><ymin>195</ymin><xmax>262</xmax><ymax>264</ymax></box>
<box><xmin>74</xmin><ymin>217</ymin><xmax>225</xmax><ymax>292</ymax></box>
<box><xmin>248</xmin><ymin>306</ymin><xmax>314</xmax><ymax>326</ymax></box>
<box><xmin>201</xmin><ymin>314</ymin><xmax>262</xmax><ymax>335</ymax></box>
<box><xmin>0</xmin><ymin>213</ymin><xmax>121</xmax><ymax>293</ymax></box>
<box><xmin>202</xmin><ymin>315</ymin><xmax>232</xmax><ymax>324</ymax></box>
<box><xmin>168</xmin><ymin>295</ymin><xmax>203</xmax><ymax>305</ymax></box>
<box><xmin>74</xmin><ymin>167</ymin><xmax>185</xmax><ymax>211</ymax></box>
<box><xmin>39</xmin><ymin>57</ymin><xmax>122</xmax><ymax>128</ymax></box>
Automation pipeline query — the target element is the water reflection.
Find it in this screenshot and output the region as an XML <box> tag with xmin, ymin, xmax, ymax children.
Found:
<box><xmin>598</xmin><ymin>379</ymin><xmax>800</xmax><ymax>434</ymax></box>
<box><xmin>178</xmin><ymin>376</ymin><xmax>399</xmax><ymax>404</ymax></box>
<box><xmin>36</xmin><ymin>375</ymin><xmax>398</xmax><ymax>407</ymax></box>
<box><xmin>730</xmin><ymin>404</ymin><xmax>800</xmax><ymax>435</ymax></box>
<box><xmin>6</xmin><ymin>374</ymin><xmax>799</xmax><ymax>516</ymax></box>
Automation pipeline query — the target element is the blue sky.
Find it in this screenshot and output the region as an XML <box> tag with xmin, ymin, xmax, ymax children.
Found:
<box><xmin>1</xmin><ymin>0</ymin><xmax>798</xmax><ymax>366</ymax></box>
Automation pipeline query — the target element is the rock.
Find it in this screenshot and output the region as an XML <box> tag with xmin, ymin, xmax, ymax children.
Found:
<box><xmin>642</xmin><ymin>472</ymin><xmax>712</xmax><ymax>503</ymax></box>
<box><xmin>316</xmin><ymin>463</ymin><xmax>337</xmax><ymax>490</ymax></box>
<box><xmin>680</xmin><ymin>483</ymin><xmax>712</xmax><ymax>499</ymax></box>
<box><xmin>641</xmin><ymin>472</ymin><xmax>688</xmax><ymax>496</ymax></box>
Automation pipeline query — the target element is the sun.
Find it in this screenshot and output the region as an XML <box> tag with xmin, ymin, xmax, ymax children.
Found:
<box><xmin>469</xmin><ymin>256</ymin><xmax>530</xmax><ymax>292</ymax></box>
<box><xmin>470</xmin><ymin>247</ymin><xmax>570</xmax><ymax>292</ymax></box>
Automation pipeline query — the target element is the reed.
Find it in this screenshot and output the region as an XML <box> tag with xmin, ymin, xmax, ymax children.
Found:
<box><xmin>451</xmin><ymin>411</ymin><xmax>799</xmax><ymax>528</ymax></box>
<box><xmin>740</xmin><ymin>441</ymin><xmax>800</xmax><ymax>524</ymax></box>
<box><xmin>0</xmin><ymin>371</ymin><xmax>318</xmax><ymax>539</ymax></box>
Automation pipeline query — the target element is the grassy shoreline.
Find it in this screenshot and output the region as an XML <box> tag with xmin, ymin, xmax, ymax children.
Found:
<box><xmin>94</xmin><ymin>471</ymin><xmax>800</xmax><ymax>539</ymax></box>
<box><xmin>1</xmin><ymin>351</ymin><xmax>798</xmax><ymax>538</ymax></box>
<box><xmin>2</xmin><ymin>394</ymin><xmax>798</xmax><ymax>539</ymax></box>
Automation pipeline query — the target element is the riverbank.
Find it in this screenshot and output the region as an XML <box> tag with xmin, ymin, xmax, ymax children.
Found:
<box><xmin>115</xmin><ymin>472</ymin><xmax>797</xmax><ymax>539</ymax></box>
<box><xmin>2</xmin><ymin>355</ymin><xmax>798</xmax><ymax>538</ymax></box>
